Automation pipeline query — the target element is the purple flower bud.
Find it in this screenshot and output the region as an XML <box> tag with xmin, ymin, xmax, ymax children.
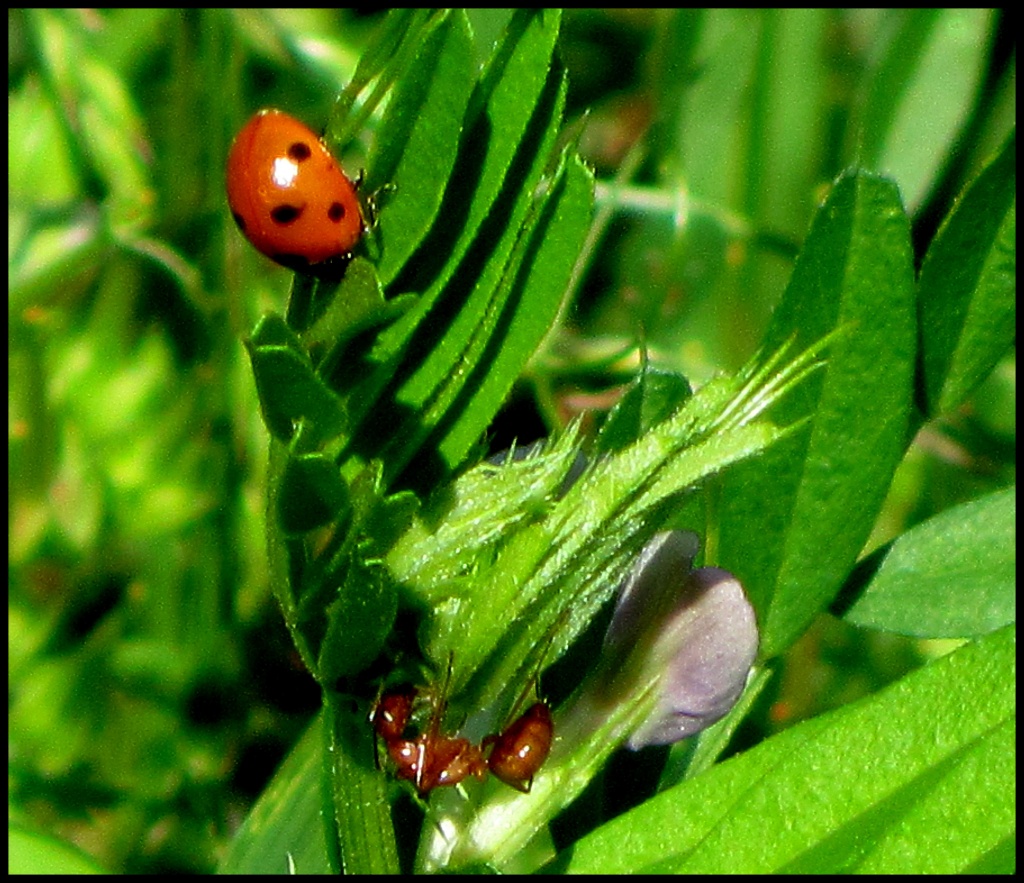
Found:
<box><xmin>602</xmin><ymin>531</ymin><xmax>701</xmax><ymax>653</ymax></box>
<box><xmin>601</xmin><ymin>532</ymin><xmax>759</xmax><ymax>749</ymax></box>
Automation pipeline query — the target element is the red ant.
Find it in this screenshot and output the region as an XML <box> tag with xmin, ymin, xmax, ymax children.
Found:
<box><xmin>482</xmin><ymin>700</ymin><xmax>553</xmax><ymax>793</ymax></box>
<box><xmin>370</xmin><ymin>684</ymin><xmax>416</xmax><ymax>743</ymax></box>
<box><xmin>481</xmin><ymin>627</ymin><xmax>559</xmax><ymax>793</ymax></box>
<box><xmin>371</xmin><ymin>673</ymin><xmax>487</xmax><ymax>797</ymax></box>
<box><xmin>388</xmin><ymin>732</ymin><xmax>487</xmax><ymax>795</ymax></box>
<box><xmin>372</xmin><ymin>662</ymin><xmax>554</xmax><ymax>796</ymax></box>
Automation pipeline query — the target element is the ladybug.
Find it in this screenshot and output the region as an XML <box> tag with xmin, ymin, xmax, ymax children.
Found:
<box><xmin>226</xmin><ymin>109</ymin><xmax>364</xmax><ymax>271</ymax></box>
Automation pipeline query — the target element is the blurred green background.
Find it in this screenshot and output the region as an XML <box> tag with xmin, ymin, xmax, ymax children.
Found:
<box><xmin>8</xmin><ymin>9</ymin><xmax>1014</xmax><ymax>873</ymax></box>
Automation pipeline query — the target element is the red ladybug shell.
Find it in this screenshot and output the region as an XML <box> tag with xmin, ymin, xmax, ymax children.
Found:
<box><xmin>226</xmin><ymin>109</ymin><xmax>363</xmax><ymax>270</ymax></box>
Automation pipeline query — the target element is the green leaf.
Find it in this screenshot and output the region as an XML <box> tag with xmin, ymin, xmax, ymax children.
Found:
<box><xmin>318</xmin><ymin>558</ymin><xmax>398</xmax><ymax>683</ymax></box>
<box><xmin>840</xmin><ymin>486</ymin><xmax>1015</xmax><ymax>638</ymax></box>
<box><xmin>342</xmin><ymin>10</ymin><xmax>431</xmax><ymax>100</ymax></box>
<box><xmin>246</xmin><ymin>315</ymin><xmax>347</xmax><ymax>444</ymax></box>
<box><xmin>388</xmin><ymin>426</ymin><xmax>586</xmax><ymax>598</ymax></box>
<box><xmin>341</xmin><ymin>10</ymin><xmax>567</xmax><ymax>485</ymax></box>
<box><xmin>218</xmin><ymin>716</ymin><xmax>335</xmax><ymax>875</ymax></box>
<box><xmin>220</xmin><ymin>708</ymin><xmax>401</xmax><ymax>875</ymax></box>
<box><xmin>562</xmin><ymin>626</ymin><xmax>1015</xmax><ymax>874</ymax></box>
<box><xmin>854</xmin><ymin>9</ymin><xmax>993</xmax><ymax>209</ymax></box>
<box><xmin>368</xmin><ymin>11</ymin><xmax>475</xmax><ymax>285</ymax></box>
<box><xmin>328</xmin><ymin>12</ymin><xmax>442</xmax><ymax>156</ymax></box>
<box><xmin>294</xmin><ymin>258</ymin><xmax>391</xmax><ymax>353</ymax></box>
<box><xmin>392</xmin><ymin>333</ymin><xmax>833</xmax><ymax>720</ymax></box>
<box><xmin>325</xmin><ymin>697</ymin><xmax>402</xmax><ymax>875</ymax></box>
<box><xmin>277</xmin><ymin>453</ymin><xmax>350</xmax><ymax>535</ymax></box>
<box><xmin>430</xmin><ymin>152</ymin><xmax>595</xmax><ymax>471</ymax></box>
<box><xmin>596</xmin><ymin>366</ymin><xmax>694</xmax><ymax>455</ymax></box>
<box><xmin>258</xmin><ymin>11</ymin><xmax>588</xmax><ymax>696</ymax></box>
<box><xmin>373</xmin><ymin>64</ymin><xmax>570</xmax><ymax>484</ymax></box>
<box><xmin>918</xmin><ymin>129</ymin><xmax>1016</xmax><ymax>417</ymax></box>
<box><xmin>717</xmin><ymin>170</ymin><xmax>916</xmax><ymax>658</ymax></box>
<box><xmin>265</xmin><ymin>440</ymin><xmax>315</xmax><ymax>671</ymax></box>
<box><xmin>374</xmin><ymin>8</ymin><xmax>563</xmax><ymax>329</ymax></box>
<box><xmin>9</xmin><ymin>822</ymin><xmax>108</xmax><ymax>874</ymax></box>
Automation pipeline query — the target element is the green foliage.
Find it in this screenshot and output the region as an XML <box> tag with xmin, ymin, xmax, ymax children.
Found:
<box><xmin>842</xmin><ymin>487</ymin><xmax>1015</xmax><ymax>638</ymax></box>
<box><xmin>254</xmin><ymin>10</ymin><xmax>595</xmax><ymax>683</ymax></box>
<box><xmin>237</xmin><ymin>11</ymin><xmax>1016</xmax><ymax>874</ymax></box>
<box><xmin>563</xmin><ymin>625</ymin><xmax>1015</xmax><ymax>874</ymax></box>
<box><xmin>8</xmin><ymin>8</ymin><xmax>1014</xmax><ymax>877</ymax></box>
<box><xmin>918</xmin><ymin>131</ymin><xmax>1017</xmax><ymax>416</ymax></box>
<box><xmin>720</xmin><ymin>171</ymin><xmax>918</xmax><ymax>657</ymax></box>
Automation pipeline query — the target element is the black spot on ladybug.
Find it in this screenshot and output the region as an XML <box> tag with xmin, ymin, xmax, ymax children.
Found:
<box><xmin>270</xmin><ymin>204</ymin><xmax>304</xmax><ymax>226</ymax></box>
<box><xmin>232</xmin><ymin>212</ymin><xmax>247</xmax><ymax>232</ymax></box>
<box><xmin>327</xmin><ymin>202</ymin><xmax>346</xmax><ymax>222</ymax></box>
<box><xmin>288</xmin><ymin>141</ymin><xmax>312</xmax><ymax>162</ymax></box>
